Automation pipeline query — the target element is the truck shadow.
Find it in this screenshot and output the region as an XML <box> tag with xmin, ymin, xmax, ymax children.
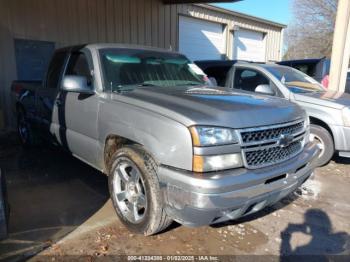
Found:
<box><xmin>280</xmin><ymin>209</ymin><xmax>349</xmax><ymax>260</ymax></box>
<box><xmin>0</xmin><ymin>137</ymin><xmax>109</xmax><ymax>261</ymax></box>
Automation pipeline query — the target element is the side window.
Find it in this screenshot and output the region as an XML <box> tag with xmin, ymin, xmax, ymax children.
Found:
<box><xmin>65</xmin><ymin>52</ymin><xmax>92</xmax><ymax>86</ymax></box>
<box><xmin>46</xmin><ymin>52</ymin><xmax>67</xmax><ymax>88</ymax></box>
<box><xmin>234</xmin><ymin>68</ymin><xmax>269</xmax><ymax>92</ymax></box>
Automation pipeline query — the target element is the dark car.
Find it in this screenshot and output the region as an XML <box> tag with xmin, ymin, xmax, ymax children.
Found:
<box><xmin>0</xmin><ymin>169</ymin><xmax>9</xmax><ymax>240</ymax></box>
<box><xmin>277</xmin><ymin>58</ymin><xmax>331</xmax><ymax>88</ymax></box>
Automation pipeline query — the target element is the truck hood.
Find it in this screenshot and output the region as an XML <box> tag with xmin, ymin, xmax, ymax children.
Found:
<box><xmin>294</xmin><ymin>90</ymin><xmax>350</xmax><ymax>109</ymax></box>
<box><xmin>112</xmin><ymin>86</ymin><xmax>305</xmax><ymax>128</ymax></box>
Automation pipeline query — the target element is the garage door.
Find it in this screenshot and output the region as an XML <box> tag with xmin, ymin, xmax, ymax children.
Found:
<box><xmin>233</xmin><ymin>29</ymin><xmax>266</xmax><ymax>62</ymax></box>
<box><xmin>179</xmin><ymin>16</ymin><xmax>226</xmax><ymax>61</ymax></box>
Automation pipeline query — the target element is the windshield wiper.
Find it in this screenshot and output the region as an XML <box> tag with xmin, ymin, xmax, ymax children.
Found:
<box><xmin>137</xmin><ymin>83</ymin><xmax>157</xmax><ymax>87</ymax></box>
<box><xmin>175</xmin><ymin>82</ymin><xmax>202</xmax><ymax>86</ymax></box>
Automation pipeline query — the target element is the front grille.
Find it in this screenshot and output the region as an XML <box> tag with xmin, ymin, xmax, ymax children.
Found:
<box><xmin>245</xmin><ymin>139</ymin><xmax>303</xmax><ymax>168</ymax></box>
<box><xmin>241</xmin><ymin>121</ymin><xmax>304</xmax><ymax>144</ymax></box>
<box><xmin>238</xmin><ymin>120</ymin><xmax>306</xmax><ymax>169</ymax></box>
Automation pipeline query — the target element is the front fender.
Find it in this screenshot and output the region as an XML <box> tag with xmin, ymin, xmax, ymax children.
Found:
<box><xmin>98</xmin><ymin>100</ymin><xmax>193</xmax><ymax>171</ymax></box>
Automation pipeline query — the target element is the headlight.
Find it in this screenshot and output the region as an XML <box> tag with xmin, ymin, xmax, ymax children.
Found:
<box><xmin>189</xmin><ymin>126</ymin><xmax>242</xmax><ymax>172</ymax></box>
<box><xmin>189</xmin><ymin>126</ymin><xmax>238</xmax><ymax>147</ymax></box>
<box><xmin>193</xmin><ymin>153</ymin><xmax>243</xmax><ymax>172</ymax></box>
<box><xmin>342</xmin><ymin>107</ymin><xmax>350</xmax><ymax>127</ymax></box>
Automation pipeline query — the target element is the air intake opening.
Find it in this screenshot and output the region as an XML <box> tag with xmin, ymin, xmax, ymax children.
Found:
<box><xmin>296</xmin><ymin>163</ymin><xmax>308</xmax><ymax>173</ymax></box>
<box><xmin>244</xmin><ymin>203</ymin><xmax>256</xmax><ymax>215</ymax></box>
<box><xmin>265</xmin><ymin>174</ymin><xmax>287</xmax><ymax>184</ymax></box>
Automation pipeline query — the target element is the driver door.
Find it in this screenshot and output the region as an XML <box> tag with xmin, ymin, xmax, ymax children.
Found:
<box><xmin>53</xmin><ymin>51</ymin><xmax>100</xmax><ymax>167</ymax></box>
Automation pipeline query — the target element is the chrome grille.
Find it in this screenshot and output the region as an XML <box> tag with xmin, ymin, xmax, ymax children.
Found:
<box><xmin>238</xmin><ymin>120</ymin><xmax>306</xmax><ymax>169</ymax></box>
<box><xmin>245</xmin><ymin>139</ymin><xmax>303</xmax><ymax>168</ymax></box>
<box><xmin>241</xmin><ymin>121</ymin><xmax>304</xmax><ymax>144</ymax></box>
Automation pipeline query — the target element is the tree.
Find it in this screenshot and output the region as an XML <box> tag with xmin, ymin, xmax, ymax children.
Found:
<box><xmin>284</xmin><ymin>0</ymin><xmax>338</xmax><ymax>59</ymax></box>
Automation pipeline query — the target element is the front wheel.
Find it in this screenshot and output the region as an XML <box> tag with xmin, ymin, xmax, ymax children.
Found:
<box><xmin>108</xmin><ymin>145</ymin><xmax>172</xmax><ymax>235</ymax></box>
<box><xmin>310</xmin><ymin>124</ymin><xmax>334</xmax><ymax>167</ymax></box>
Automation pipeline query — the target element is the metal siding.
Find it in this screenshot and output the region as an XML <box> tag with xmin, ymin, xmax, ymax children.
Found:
<box><xmin>106</xmin><ymin>0</ymin><xmax>116</xmax><ymax>42</ymax></box>
<box><xmin>151</xmin><ymin>0</ymin><xmax>159</xmax><ymax>46</ymax></box>
<box><xmin>130</xmin><ymin>0</ymin><xmax>138</xmax><ymax>44</ymax></box>
<box><xmin>0</xmin><ymin>0</ymin><xmax>283</xmax><ymax>128</ymax></box>
<box><xmin>0</xmin><ymin>0</ymin><xmax>17</xmax><ymax>127</ymax></box>
<box><xmin>144</xmin><ymin>0</ymin><xmax>152</xmax><ymax>46</ymax></box>
<box><xmin>158</xmin><ymin>1</ymin><xmax>165</xmax><ymax>48</ymax></box>
<box><xmin>114</xmin><ymin>0</ymin><xmax>123</xmax><ymax>42</ymax></box>
<box><xmin>164</xmin><ymin>3</ymin><xmax>171</xmax><ymax>49</ymax></box>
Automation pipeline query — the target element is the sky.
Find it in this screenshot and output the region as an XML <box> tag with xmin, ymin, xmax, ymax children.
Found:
<box><xmin>213</xmin><ymin>0</ymin><xmax>292</xmax><ymax>25</ymax></box>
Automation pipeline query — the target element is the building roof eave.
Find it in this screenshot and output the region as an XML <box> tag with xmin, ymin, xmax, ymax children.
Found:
<box><xmin>195</xmin><ymin>3</ymin><xmax>287</xmax><ymax>29</ymax></box>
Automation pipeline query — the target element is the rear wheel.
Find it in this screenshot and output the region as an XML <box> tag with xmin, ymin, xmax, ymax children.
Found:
<box><xmin>310</xmin><ymin>124</ymin><xmax>334</xmax><ymax>167</ymax></box>
<box><xmin>108</xmin><ymin>145</ymin><xmax>172</xmax><ymax>235</ymax></box>
<box><xmin>17</xmin><ymin>109</ymin><xmax>34</xmax><ymax>147</ymax></box>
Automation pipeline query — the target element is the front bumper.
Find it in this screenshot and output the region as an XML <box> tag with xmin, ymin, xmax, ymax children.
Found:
<box><xmin>158</xmin><ymin>142</ymin><xmax>320</xmax><ymax>227</ymax></box>
<box><xmin>331</xmin><ymin>125</ymin><xmax>350</xmax><ymax>157</ymax></box>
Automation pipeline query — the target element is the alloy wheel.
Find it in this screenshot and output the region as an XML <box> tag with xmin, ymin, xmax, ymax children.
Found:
<box><xmin>113</xmin><ymin>158</ymin><xmax>147</xmax><ymax>224</ymax></box>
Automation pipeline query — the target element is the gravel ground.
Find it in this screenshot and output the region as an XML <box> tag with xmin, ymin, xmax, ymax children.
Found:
<box><xmin>0</xmin><ymin>132</ymin><xmax>349</xmax><ymax>261</ymax></box>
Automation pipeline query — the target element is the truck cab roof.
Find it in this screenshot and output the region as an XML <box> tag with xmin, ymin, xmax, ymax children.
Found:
<box><xmin>55</xmin><ymin>43</ymin><xmax>181</xmax><ymax>56</ymax></box>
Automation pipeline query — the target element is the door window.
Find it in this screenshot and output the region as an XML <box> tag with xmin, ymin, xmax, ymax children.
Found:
<box><xmin>65</xmin><ymin>52</ymin><xmax>92</xmax><ymax>86</ymax></box>
<box><xmin>234</xmin><ymin>68</ymin><xmax>270</xmax><ymax>92</ymax></box>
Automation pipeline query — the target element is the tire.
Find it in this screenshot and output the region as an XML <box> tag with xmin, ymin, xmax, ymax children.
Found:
<box><xmin>310</xmin><ymin>124</ymin><xmax>334</xmax><ymax>167</ymax></box>
<box><xmin>17</xmin><ymin>108</ymin><xmax>38</xmax><ymax>147</ymax></box>
<box><xmin>108</xmin><ymin>145</ymin><xmax>172</xmax><ymax>236</ymax></box>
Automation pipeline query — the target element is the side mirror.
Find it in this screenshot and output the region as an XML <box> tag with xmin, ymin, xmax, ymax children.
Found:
<box><xmin>255</xmin><ymin>84</ymin><xmax>275</xmax><ymax>96</ymax></box>
<box><xmin>61</xmin><ymin>75</ymin><xmax>94</xmax><ymax>94</ymax></box>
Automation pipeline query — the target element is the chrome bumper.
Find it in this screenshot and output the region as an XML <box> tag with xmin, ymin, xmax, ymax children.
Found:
<box><xmin>331</xmin><ymin>125</ymin><xmax>350</xmax><ymax>157</ymax></box>
<box><xmin>158</xmin><ymin>142</ymin><xmax>320</xmax><ymax>227</ymax></box>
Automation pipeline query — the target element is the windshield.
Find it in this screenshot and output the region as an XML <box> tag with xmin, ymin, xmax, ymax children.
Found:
<box><xmin>99</xmin><ymin>48</ymin><xmax>205</xmax><ymax>92</ymax></box>
<box><xmin>266</xmin><ymin>66</ymin><xmax>325</xmax><ymax>93</ymax></box>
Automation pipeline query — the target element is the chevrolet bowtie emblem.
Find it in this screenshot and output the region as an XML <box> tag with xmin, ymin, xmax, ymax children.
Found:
<box><xmin>278</xmin><ymin>134</ymin><xmax>294</xmax><ymax>148</ymax></box>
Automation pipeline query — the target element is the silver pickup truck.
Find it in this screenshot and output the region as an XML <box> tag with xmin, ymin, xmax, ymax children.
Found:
<box><xmin>12</xmin><ymin>44</ymin><xmax>319</xmax><ymax>235</ymax></box>
<box><xmin>196</xmin><ymin>60</ymin><xmax>350</xmax><ymax>167</ymax></box>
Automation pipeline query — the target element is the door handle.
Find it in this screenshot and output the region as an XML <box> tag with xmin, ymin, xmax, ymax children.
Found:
<box><xmin>55</xmin><ymin>99</ymin><xmax>62</xmax><ymax>106</ymax></box>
